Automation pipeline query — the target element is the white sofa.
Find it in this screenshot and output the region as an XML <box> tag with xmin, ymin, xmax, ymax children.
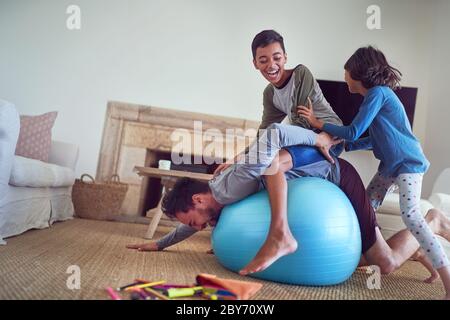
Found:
<box><xmin>376</xmin><ymin>168</ymin><xmax>450</xmax><ymax>256</ymax></box>
<box><xmin>0</xmin><ymin>100</ymin><xmax>79</xmax><ymax>244</ymax></box>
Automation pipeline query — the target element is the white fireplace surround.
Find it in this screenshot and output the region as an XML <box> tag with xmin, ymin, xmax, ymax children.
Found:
<box><xmin>96</xmin><ymin>101</ymin><xmax>259</xmax><ymax>223</ymax></box>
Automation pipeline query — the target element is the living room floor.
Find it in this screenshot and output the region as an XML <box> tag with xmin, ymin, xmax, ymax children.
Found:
<box><xmin>0</xmin><ymin>218</ymin><xmax>444</xmax><ymax>300</ymax></box>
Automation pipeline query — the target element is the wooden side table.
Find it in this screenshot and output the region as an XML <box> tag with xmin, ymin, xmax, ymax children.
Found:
<box><xmin>134</xmin><ymin>166</ymin><xmax>213</xmax><ymax>239</ymax></box>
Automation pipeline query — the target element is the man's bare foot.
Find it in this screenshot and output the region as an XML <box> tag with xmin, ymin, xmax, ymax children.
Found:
<box><xmin>411</xmin><ymin>249</ymin><xmax>439</xmax><ymax>283</ymax></box>
<box><xmin>239</xmin><ymin>230</ymin><xmax>297</xmax><ymax>276</ymax></box>
<box><xmin>426</xmin><ymin>209</ymin><xmax>450</xmax><ymax>241</ymax></box>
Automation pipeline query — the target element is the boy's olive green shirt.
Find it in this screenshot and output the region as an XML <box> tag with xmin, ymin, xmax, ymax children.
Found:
<box><xmin>259</xmin><ymin>64</ymin><xmax>342</xmax><ymax>130</ymax></box>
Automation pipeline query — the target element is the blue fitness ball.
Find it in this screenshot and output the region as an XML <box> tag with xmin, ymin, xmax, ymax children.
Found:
<box><xmin>211</xmin><ymin>177</ymin><xmax>361</xmax><ymax>285</ymax></box>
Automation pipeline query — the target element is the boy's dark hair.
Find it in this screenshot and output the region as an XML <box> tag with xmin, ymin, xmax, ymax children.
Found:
<box><xmin>251</xmin><ymin>30</ymin><xmax>286</xmax><ymax>59</ymax></box>
<box><xmin>161</xmin><ymin>178</ymin><xmax>210</xmax><ymax>219</ymax></box>
<box><xmin>344</xmin><ymin>46</ymin><xmax>402</xmax><ymax>90</ymax></box>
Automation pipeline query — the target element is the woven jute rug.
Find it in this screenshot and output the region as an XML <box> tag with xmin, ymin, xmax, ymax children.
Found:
<box><xmin>0</xmin><ymin>218</ymin><xmax>444</xmax><ymax>300</ymax></box>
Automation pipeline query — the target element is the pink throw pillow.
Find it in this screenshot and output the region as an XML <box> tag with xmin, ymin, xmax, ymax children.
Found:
<box><xmin>15</xmin><ymin>111</ymin><xmax>58</xmax><ymax>162</ymax></box>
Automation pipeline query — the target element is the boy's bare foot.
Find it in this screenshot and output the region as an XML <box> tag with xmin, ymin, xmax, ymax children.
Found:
<box><xmin>239</xmin><ymin>230</ymin><xmax>297</xmax><ymax>276</ymax></box>
<box><xmin>426</xmin><ymin>209</ymin><xmax>450</xmax><ymax>241</ymax></box>
<box><xmin>411</xmin><ymin>249</ymin><xmax>439</xmax><ymax>283</ymax></box>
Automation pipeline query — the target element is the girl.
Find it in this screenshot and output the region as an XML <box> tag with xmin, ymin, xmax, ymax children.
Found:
<box><xmin>298</xmin><ymin>46</ymin><xmax>450</xmax><ymax>299</ymax></box>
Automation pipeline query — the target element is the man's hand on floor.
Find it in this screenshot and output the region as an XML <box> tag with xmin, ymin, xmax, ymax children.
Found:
<box><xmin>126</xmin><ymin>242</ymin><xmax>159</xmax><ymax>252</ymax></box>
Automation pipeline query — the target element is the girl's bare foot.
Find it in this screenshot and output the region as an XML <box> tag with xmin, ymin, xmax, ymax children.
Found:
<box><xmin>239</xmin><ymin>230</ymin><xmax>297</xmax><ymax>276</ymax></box>
<box><xmin>424</xmin><ymin>273</ymin><xmax>440</xmax><ymax>284</ymax></box>
<box><xmin>411</xmin><ymin>249</ymin><xmax>439</xmax><ymax>283</ymax></box>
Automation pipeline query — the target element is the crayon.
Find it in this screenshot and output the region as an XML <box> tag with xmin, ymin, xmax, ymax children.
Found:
<box><xmin>105</xmin><ymin>287</ymin><xmax>122</xmax><ymax>300</ymax></box>
<box><xmin>116</xmin><ymin>281</ymin><xmax>142</xmax><ymax>291</ymax></box>
<box><xmin>153</xmin><ymin>284</ymin><xmax>194</xmax><ymax>290</ymax></box>
<box><xmin>124</xmin><ymin>280</ymin><xmax>166</xmax><ymax>291</ymax></box>
<box><xmin>143</xmin><ymin>287</ymin><xmax>170</xmax><ymax>300</ymax></box>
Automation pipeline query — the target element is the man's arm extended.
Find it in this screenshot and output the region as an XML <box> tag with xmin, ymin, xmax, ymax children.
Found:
<box><xmin>155</xmin><ymin>223</ymin><xmax>198</xmax><ymax>250</ymax></box>
<box><xmin>126</xmin><ymin>223</ymin><xmax>198</xmax><ymax>251</ymax></box>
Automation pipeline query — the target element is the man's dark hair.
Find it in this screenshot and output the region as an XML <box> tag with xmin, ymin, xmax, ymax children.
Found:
<box><xmin>161</xmin><ymin>178</ymin><xmax>210</xmax><ymax>219</ymax></box>
<box><xmin>344</xmin><ymin>46</ymin><xmax>402</xmax><ymax>90</ymax></box>
<box><xmin>251</xmin><ymin>30</ymin><xmax>286</xmax><ymax>59</ymax></box>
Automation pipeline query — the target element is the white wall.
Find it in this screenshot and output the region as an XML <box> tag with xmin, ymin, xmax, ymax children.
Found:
<box><xmin>0</xmin><ymin>0</ymin><xmax>441</xmax><ymax>192</ymax></box>
<box><xmin>423</xmin><ymin>0</ymin><xmax>450</xmax><ymax>197</ymax></box>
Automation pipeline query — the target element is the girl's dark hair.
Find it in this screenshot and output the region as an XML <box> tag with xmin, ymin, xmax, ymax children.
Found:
<box><xmin>161</xmin><ymin>178</ymin><xmax>210</xmax><ymax>218</ymax></box>
<box><xmin>251</xmin><ymin>30</ymin><xmax>286</xmax><ymax>59</ymax></box>
<box><xmin>344</xmin><ymin>46</ymin><xmax>402</xmax><ymax>90</ymax></box>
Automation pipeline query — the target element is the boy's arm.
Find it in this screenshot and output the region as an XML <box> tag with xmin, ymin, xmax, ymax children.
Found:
<box><xmin>155</xmin><ymin>223</ymin><xmax>199</xmax><ymax>250</ymax></box>
<box><xmin>345</xmin><ymin>137</ymin><xmax>373</xmax><ymax>152</ymax></box>
<box><xmin>290</xmin><ymin>65</ymin><xmax>316</xmax><ymax>128</ymax></box>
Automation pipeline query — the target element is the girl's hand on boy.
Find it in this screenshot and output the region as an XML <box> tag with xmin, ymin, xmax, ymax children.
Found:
<box><xmin>315</xmin><ymin>132</ymin><xmax>343</xmax><ymax>164</ymax></box>
<box><xmin>297</xmin><ymin>97</ymin><xmax>323</xmax><ymax>129</ymax></box>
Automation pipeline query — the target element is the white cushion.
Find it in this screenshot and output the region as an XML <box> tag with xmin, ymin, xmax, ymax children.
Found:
<box><xmin>376</xmin><ymin>212</ymin><xmax>408</xmax><ymax>233</ymax></box>
<box><xmin>429</xmin><ymin>193</ymin><xmax>450</xmax><ymax>213</ymax></box>
<box><xmin>9</xmin><ymin>156</ymin><xmax>75</xmax><ymax>188</ymax></box>
<box><xmin>377</xmin><ymin>193</ymin><xmax>402</xmax><ymax>215</ymax></box>
<box><xmin>431</xmin><ymin>168</ymin><xmax>450</xmax><ymax>195</ymax></box>
<box><xmin>0</xmin><ymin>100</ymin><xmax>20</xmax><ymax>203</ymax></box>
<box><xmin>377</xmin><ymin>192</ymin><xmax>433</xmax><ymax>216</ymax></box>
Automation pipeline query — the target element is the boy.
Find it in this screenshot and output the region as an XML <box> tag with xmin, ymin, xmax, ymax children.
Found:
<box><xmin>212</xmin><ymin>29</ymin><xmax>345</xmax><ymax>272</ymax></box>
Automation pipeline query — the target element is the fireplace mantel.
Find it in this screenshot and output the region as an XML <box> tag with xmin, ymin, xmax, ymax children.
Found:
<box><xmin>96</xmin><ymin>101</ymin><xmax>259</xmax><ymax>220</ymax></box>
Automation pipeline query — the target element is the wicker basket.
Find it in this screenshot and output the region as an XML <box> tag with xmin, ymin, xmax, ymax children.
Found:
<box><xmin>72</xmin><ymin>174</ymin><xmax>129</xmax><ymax>221</ymax></box>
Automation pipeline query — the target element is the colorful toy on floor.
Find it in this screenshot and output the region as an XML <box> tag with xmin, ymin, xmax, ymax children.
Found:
<box><xmin>106</xmin><ymin>274</ymin><xmax>262</xmax><ymax>300</ymax></box>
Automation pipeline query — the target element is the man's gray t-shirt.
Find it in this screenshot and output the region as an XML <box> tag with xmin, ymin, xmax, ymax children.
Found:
<box><xmin>210</xmin><ymin>158</ymin><xmax>339</xmax><ymax>205</ymax></box>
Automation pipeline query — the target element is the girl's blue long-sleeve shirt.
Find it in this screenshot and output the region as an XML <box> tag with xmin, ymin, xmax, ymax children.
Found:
<box><xmin>322</xmin><ymin>86</ymin><xmax>429</xmax><ymax>177</ymax></box>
